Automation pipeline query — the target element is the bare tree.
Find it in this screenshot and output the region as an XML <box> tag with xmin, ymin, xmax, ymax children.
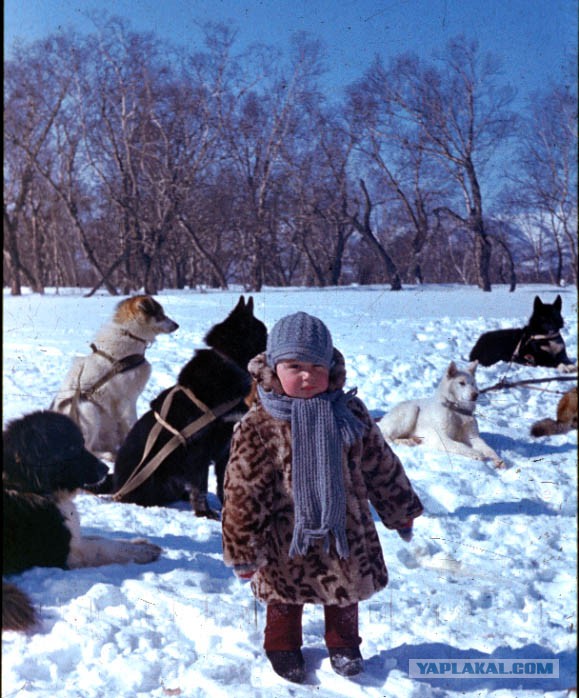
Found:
<box><xmin>346</xmin><ymin>73</ymin><xmax>453</xmax><ymax>285</ymax></box>
<box><xmin>4</xmin><ymin>32</ymin><xmax>123</xmax><ymax>294</ymax></box>
<box><xmin>507</xmin><ymin>81</ymin><xmax>577</xmax><ymax>286</ymax></box>
<box><xmin>348</xmin><ymin>179</ymin><xmax>402</xmax><ymax>289</ymax></box>
<box><xmin>3</xmin><ymin>165</ymin><xmax>37</xmax><ymax>294</ymax></box>
<box><xmin>362</xmin><ymin>37</ymin><xmax>516</xmax><ymax>291</ymax></box>
<box><xmin>171</xmin><ymin>24</ymin><xmax>249</xmax><ymax>290</ymax></box>
<box><xmin>4</xmin><ymin>36</ymin><xmax>76</xmax><ymax>294</ymax></box>
<box><xmin>73</xmin><ymin>18</ymin><xmax>175</xmax><ymax>294</ymax></box>
<box><xmin>282</xmin><ymin>109</ymin><xmax>357</xmax><ymax>286</ymax></box>
<box><xmin>8</xmin><ymin>22</ymin><xmax>568</xmax><ymax>294</ymax></box>
<box><xmin>220</xmin><ymin>33</ymin><xmax>326</xmax><ymax>290</ymax></box>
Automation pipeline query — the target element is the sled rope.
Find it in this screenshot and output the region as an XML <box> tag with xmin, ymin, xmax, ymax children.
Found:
<box><xmin>112</xmin><ymin>385</ymin><xmax>242</xmax><ymax>501</ymax></box>
<box><xmin>480</xmin><ymin>374</ymin><xmax>577</xmax><ymax>395</ymax></box>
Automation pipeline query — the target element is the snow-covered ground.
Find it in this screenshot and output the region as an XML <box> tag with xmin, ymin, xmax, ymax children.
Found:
<box><xmin>2</xmin><ymin>283</ymin><xmax>577</xmax><ymax>698</ymax></box>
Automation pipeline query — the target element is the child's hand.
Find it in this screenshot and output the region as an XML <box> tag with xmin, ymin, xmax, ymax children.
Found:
<box><xmin>234</xmin><ymin>564</ymin><xmax>256</xmax><ymax>580</ymax></box>
<box><xmin>396</xmin><ymin>518</ymin><xmax>414</xmax><ymax>542</ymax></box>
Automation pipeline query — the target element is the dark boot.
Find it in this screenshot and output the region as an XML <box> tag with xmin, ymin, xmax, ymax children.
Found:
<box><xmin>264</xmin><ymin>604</ymin><xmax>305</xmax><ymax>683</ymax></box>
<box><xmin>266</xmin><ymin>650</ymin><xmax>306</xmax><ymax>683</ymax></box>
<box><xmin>328</xmin><ymin>646</ymin><xmax>364</xmax><ymax>677</ymax></box>
<box><xmin>324</xmin><ymin>603</ymin><xmax>363</xmax><ymax>677</ymax></box>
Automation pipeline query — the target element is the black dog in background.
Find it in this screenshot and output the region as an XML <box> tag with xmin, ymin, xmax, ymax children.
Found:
<box><xmin>3</xmin><ymin>411</ymin><xmax>161</xmax><ymax>632</ymax></box>
<box><xmin>110</xmin><ymin>296</ymin><xmax>267</xmax><ymax>518</ymax></box>
<box><xmin>469</xmin><ymin>295</ymin><xmax>576</xmax><ymax>371</ymax></box>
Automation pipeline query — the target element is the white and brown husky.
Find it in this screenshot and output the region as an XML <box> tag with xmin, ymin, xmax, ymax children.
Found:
<box><xmin>51</xmin><ymin>295</ymin><xmax>178</xmax><ymax>460</ymax></box>
<box><xmin>379</xmin><ymin>361</ymin><xmax>505</xmax><ymax>468</ymax></box>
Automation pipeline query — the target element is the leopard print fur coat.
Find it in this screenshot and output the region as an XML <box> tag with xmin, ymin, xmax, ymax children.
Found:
<box><xmin>222</xmin><ymin>349</ymin><xmax>423</xmax><ymax>607</ymax></box>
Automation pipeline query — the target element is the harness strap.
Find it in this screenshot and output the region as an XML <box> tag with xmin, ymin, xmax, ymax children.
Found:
<box><xmin>90</xmin><ymin>343</ymin><xmax>117</xmax><ymax>363</ymax></box>
<box><xmin>529</xmin><ymin>332</ymin><xmax>562</xmax><ymax>341</ymax></box>
<box><xmin>112</xmin><ymin>386</ymin><xmax>242</xmax><ymax>501</ymax></box>
<box><xmin>511</xmin><ymin>331</ymin><xmax>562</xmax><ymax>365</ymax></box>
<box><xmin>135</xmin><ymin>385</ymin><xmax>182</xmax><ymax>465</ymax></box>
<box><xmin>154</xmin><ymin>412</ymin><xmax>186</xmax><ymax>445</ymax></box>
<box><xmin>57</xmin><ymin>351</ymin><xmax>146</xmax><ymax>410</ymax></box>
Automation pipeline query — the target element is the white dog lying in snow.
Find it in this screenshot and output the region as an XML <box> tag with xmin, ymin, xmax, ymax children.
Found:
<box><xmin>379</xmin><ymin>361</ymin><xmax>505</xmax><ymax>468</ymax></box>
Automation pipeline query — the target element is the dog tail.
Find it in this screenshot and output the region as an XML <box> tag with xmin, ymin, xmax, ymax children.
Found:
<box><xmin>530</xmin><ymin>418</ymin><xmax>571</xmax><ymax>437</ymax></box>
<box><xmin>2</xmin><ymin>582</ymin><xmax>37</xmax><ymax>632</ymax></box>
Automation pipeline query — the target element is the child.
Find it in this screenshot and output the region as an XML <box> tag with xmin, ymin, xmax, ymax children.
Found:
<box><xmin>222</xmin><ymin>312</ymin><xmax>423</xmax><ymax>683</ymax></box>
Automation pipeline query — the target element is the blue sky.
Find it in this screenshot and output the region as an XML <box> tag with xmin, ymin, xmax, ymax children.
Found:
<box><xmin>4</xmin><ymin>0</ymin><xmax>578</xmax><ymax>102</ymax></box>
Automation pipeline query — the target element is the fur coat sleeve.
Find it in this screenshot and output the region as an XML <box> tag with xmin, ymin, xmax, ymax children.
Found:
<box><xmin>221</xmin><ymin>350</ymin><xmax>423</xmax><ymax>607</ymax></box>
<box><xmin>347</xmin><ymin>395</ymin><xmax>424</xmax><ymax>529</ymax></box>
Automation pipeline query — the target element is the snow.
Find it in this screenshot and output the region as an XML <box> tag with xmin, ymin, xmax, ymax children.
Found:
<box><xmin>2</xmin><ymin>283</ymin><xmax>577</xmax><ymax>698</ymax></box>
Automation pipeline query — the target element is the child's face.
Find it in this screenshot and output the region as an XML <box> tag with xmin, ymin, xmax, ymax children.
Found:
<box><xmin>276</xmin><ymin>360</ymin><xmax>330</xmax><ymax>399</ymax></box>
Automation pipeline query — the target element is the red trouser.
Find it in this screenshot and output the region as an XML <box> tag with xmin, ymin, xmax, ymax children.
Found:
<box><xmin>264</xmin><ymin>602</ymin><xmax>361</xmax><ymax>651</ymax></box>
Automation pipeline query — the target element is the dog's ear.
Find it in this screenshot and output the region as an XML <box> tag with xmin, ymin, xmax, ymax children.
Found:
<box><xmin>468</xmin><ymin>360</ymin><xmax>478</xmax><ymax>374</ymax></box>
<box><xmin>533</xmin><ymin>296</ymin><xmax>543</xmax><ymax>311</ymax></box>
<box><xmin>234</xmin><ymin>296</ymin><xmax>245</xmax><ymax>313</ymax></box>
<box><xmin>246</xmin><ymin>296</ymin><xmax>254</xmax><ymax>315</ymax></box>
<box><xmin>446</xmin><ymin>361</ymin><xmax>458</xmax><ymax>377</ymax></box>
<box><xmin>554</xmin><ymin>295</ymin><xmax>562</xmax><ymax>311</ymax></box>
<box><xmin>136</xmin><ymin>296</ymin><xmax>156</xmax><ymax>315</ymax></box>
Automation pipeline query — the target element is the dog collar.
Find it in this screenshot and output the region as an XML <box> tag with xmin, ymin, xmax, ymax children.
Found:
<box><xmin>120</xmin><ymin>329</ymin><xmax>150</xmax><ymax>345</ymax></box>
<box><xmin>441</xmin><ymin>399</ymin><xmax>476</xmax><ymax>416</ymax></box>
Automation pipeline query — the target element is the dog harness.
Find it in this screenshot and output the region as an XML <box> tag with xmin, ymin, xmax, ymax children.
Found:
<box><xmin>112</xmin><ymin>385</ymin><xmax>243</xmax><ymax>501</ymax></box>
<box><xmin>56</xmin><ymin>345</ymin><xmax>147</xmax><ymax>412</ymax></box>
<box><xmin>511</xmin><ymin>331</ymin><xmax>563</xmax><ymax>366</ymax></box>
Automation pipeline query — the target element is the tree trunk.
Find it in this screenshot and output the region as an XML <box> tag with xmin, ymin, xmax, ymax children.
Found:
<box><xmin>178</xmin><ymin>218</ymin><xmax>228</xmax><ymax>289</ymax></box>
<box><xmin>466</xmin><ymin>160</ymin><xmax>492</xmax><ymax>292</ymax></box>
<box><xmin>350</xmin><ymin>180</ymin><xmax>402</xmax><ymax>290</ymax></box>
<box><xmin>494</xmin><ymin>237</ymin><xmax>517</xmax><ymax>292</ymax></box>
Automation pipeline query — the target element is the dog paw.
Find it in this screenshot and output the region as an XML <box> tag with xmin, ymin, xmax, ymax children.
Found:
<box><xmin>557</xmin><ymin>363</ymin><xmax>578</xmax><ymax>373</ymax></box>
<box><xmin>394</xmin><ymin>436</ymin><xmax>423</xmax><ymax>446</ymax></box>
<box><xmin>128</xmin><ymin>539</ymin><xmax>162</xmax><ymax>563</ymax></box>
<box><xmin>468</xmin><ymin>452</ymin><xmax>486</xmax><ymax>461</ymax></box>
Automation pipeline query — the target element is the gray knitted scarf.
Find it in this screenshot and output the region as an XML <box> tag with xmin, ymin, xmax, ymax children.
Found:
<box><xmin>258</xmin><ymin>385</ymin><xmax>366</xmax><ymax>559</ymax></box>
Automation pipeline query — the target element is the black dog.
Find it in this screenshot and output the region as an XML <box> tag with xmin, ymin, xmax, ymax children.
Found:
<box><xmin>110</xmin><ymin>296</ymin><xmax>267</xmax><ymax>518</ymax></box>
<box><xmin>2</xmin><ymin>411</ymin><xmax>161</xmax><ymax>632</ymax></box>
<box><xmin>469</xmin><ymin>295</ymin><xmax>576</xmax><ymax>371</ymax></box>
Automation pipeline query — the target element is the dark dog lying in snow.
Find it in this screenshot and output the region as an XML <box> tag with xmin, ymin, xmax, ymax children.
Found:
<box><xmin>2</xmin><ymin>411</ymin><xmax>161</xmax><ymax>632</ymax></box>
<box><xmin>469</xmin><ymin>295</ymin><xmax>576</xmax><ymax>372</ymax></box>
<box><xmin>108</xmin><ymin>296</ymin><xmax>267</xmax><ymax>518</ymax></box>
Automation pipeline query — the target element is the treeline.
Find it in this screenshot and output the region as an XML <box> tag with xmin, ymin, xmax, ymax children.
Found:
<box><xmin>4</xmin><ymin>17</ymin><xmax>577</xmax><ymax>295</ymax></box>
